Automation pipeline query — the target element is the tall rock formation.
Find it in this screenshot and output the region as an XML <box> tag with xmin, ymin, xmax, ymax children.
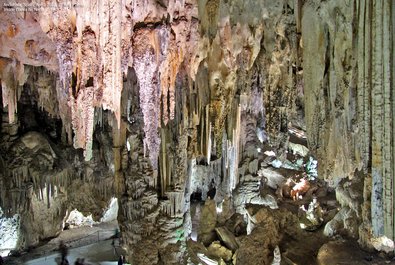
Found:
<box><xmin>302</xmin><ymin>0</ymin><xmax>394</xmax><ymax>245</ymax></box>
<box><xmin>0</xmin><ymin>0</ymin><xmax>393</xmax><ymax>263</ymax></box>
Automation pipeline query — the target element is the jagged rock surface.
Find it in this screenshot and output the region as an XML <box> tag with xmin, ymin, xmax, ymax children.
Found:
<box><xmin>0</xmin><ymin>0</ymin><xmax>393</xmax><ymax>263</ymax></box>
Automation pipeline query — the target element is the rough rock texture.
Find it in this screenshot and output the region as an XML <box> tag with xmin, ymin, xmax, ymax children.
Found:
<box><xmin>236</xmin><ymin>206</ymin><xmax>301</xmax><ymax>265</ymax></box>
<box><xmin>198</xmin><ymin>199</ymin><xmax>217</xmax><ymax>246</ymax></box>
<box><xmin>207</xmin><ymin>241</ymin><xmax>232</xmax><ymax>262</ymax></box>
<box><xmin>0</xmin><ymin>92</ymin><xmax>116</xmax><ymax>249</ymax></box>
<box><xmin>302</xmin><ymin>0</ymin><xmax>394</xmax><ymax>244</ymax></box>
<box><xmin>0</xmin><ymin>0</ymin><xmax>394</xmax><ymax>263</ymax></box>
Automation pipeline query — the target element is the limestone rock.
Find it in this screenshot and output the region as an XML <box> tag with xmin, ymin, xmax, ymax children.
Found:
<box><xmin>288</xmin><ymin>142</ymin><xmax>309</xmax><ymax>157</ymax></box>
<box><xmin>317</xmin><ymin>240</ymin><xmax>373</xmax><ymax>265</ymax></box>
<box><xmin>336</xmin><ymin>179</ymin><xmax>363</xmax><ymax>217</ymax></box>
<box><xmin>236</xmin><ymin>206</ymin><xmax>303</xmax><ymax>264</ymax></box>
<box><xmin>271</xmin><ymin>246</ymin><xmax>281</xmax><ymax>265</ymax></box>
<box><xmin>324</xmin><ymin>207</ymin><xmax>359</xmax><ymax>239</ymax></box>
<box><xmin>236</xmin><ymin>222</ymin><xmax>280</xmax><ymax>265</ymax></box>
<box><xmin>371</xmin><ymin>236</ymin><xmax>395</xmax><ymax>254</ymax></box>
<box><xmin>207</xmin><ymin>241</ymin><xmax>233</xmax><ymax>262</ymax></box>
<box><xmin>217</xmin><ymin>196</ymin><xmax>234</xmax><ymax>225</ymax></box>
<box><xmin>198</xmin><ymin>199</ymin><xmax>217</xmax><ymax>246</ymax></box>
<box><xmin>257</xmin><ymin>168</ymin><xmax>285</xmax><ymax>190</ymax></box>
<box><xmin>215</xmin><ymin>227</ymin><xmax>239</xmax><ymax>252</ymax></box>
<box><xmin>224</xmin><ymin>213</ymin><xmax>247</xmax><ymax>237</ymax></box>
<box><xmin>299</xmin><ymin>198</ymin><xmax>324</xmax><ymax>231</ymax></box>
<box><xmin>0</xmin><ymin>0</ymin><xmax>393</xmax><ymax>260</ymax></box>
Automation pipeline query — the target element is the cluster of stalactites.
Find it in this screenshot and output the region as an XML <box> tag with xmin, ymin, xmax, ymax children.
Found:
<box><xmin>0</xmin><ymin>57</ymin><xmax>27</xmax><ymax>124</ymax></box>
<box><xmin>0</xmin><ymin>165</ymin><xmax>73</xmax><ymax>214</ymax></box>
<box><xmin>35</xmin><ymin>0</ymin><xmax>199</xmax><ymax>167</ymax></box>
<box><xmin>33</xmin><ymin>0</ymin><xmax>127</xmax><ymax>161</ymax></box>
<box><xmin>160</xmin><ymin>191</ymin><xmax>184</xmax><ymax>217</ymax></box>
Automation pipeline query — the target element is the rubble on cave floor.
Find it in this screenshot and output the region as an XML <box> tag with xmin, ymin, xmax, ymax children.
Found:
<box><xmin>190</xmin><ymin>198</ymin><xmax>394</xmax><ymax>265</ymax></box>
<box><xmin>187</xmin><ymin>141</ymin><xmax>394</xmax><ymax>265</ymax></box>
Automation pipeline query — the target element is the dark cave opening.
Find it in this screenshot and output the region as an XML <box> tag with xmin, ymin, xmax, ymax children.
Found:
<box><xmin>190</xmin><ymin>190</ymin><xmax>202</xmax><ymax>202</ymax></box>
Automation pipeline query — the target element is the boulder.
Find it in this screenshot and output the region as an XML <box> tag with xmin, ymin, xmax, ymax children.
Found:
<box><xmin>288</xmin><ymin>142</ymin><xmax>309</xmax><ymax>157</ymax></box>
<box><xmin>324</xmin><ymin>207</ymin><xmax>359</xmax><ymax>238</ymax></box>
<box><xmin>198</xmin><ymin>199</ymin><xmax>217</xmax><ymax>246</ymax></box>
<box><xmin>207</xmin><ymin>241</ymin><xmax>233</xmax><ymax>262</ymax></box>
<box><xmin>215</xmin><ymin>227</ymin><xmax>239</xmax><ymax>252</ymax></box>
<box><xmin>224</xmin><ymin>213</ymin><xmax>247</xmax><ymax>237</ymax></box>
<box><xmin>257</xmin><ymin>168</ymin><xmax>285</xmax><ymax>189</ymax></box>
<box><xmin>371</xmin><ymin>236</ymin><xmax>395</xmax><ymax>253</ymax></box>
<box><xmin>236</xmin><ymin>223</ymin><xmax>279</xmax><ymax>265</ymax></box>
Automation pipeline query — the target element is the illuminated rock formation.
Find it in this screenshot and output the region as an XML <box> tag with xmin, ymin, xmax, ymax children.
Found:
<box><xmin>0</xmin><ymin>0</ymin><xmax>394</xmax><ymax>264</ymax></box>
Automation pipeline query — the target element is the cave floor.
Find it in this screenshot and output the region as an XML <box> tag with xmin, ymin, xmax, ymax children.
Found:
<box><xmin>24</xmin><ymin>239</ymin><xmax>124</xmax><ymax>265</ymax></box>
<box><xmin>280</xmin><ymin>228</ymin><xmax>395</xmax><ymax>265</ymax></box>
<box><xmin>4</xmin><ymin>221</ymin><xmax>126</xmax><ymax>265</ymax></box>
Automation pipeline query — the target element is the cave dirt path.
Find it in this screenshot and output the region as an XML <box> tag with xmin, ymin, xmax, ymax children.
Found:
<box><xmin>5</xmin><ymin>221</ymin><xmax>126</xmax><ymax>265</ymax></box>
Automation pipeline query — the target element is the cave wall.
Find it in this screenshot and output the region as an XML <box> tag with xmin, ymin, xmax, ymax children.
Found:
<box><xmin>302</xmin><ymin>0</ymin><xmax>394</xmax><ymax>244</ymax></box>
<box><xmin>0</xmin><ymin>68</ymin><xmax>118</xmax><ymax>248</ymax></box>
<box><xmin>0</xmin><ymin>0</ymin><xmax>394</xmax><ymax>263</ymax></box>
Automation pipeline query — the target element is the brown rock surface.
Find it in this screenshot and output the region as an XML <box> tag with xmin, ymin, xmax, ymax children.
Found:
<box><xmin>0</xmin><ymin>0</ymin><xmax>394</xmax><ymax>263</ymax></box>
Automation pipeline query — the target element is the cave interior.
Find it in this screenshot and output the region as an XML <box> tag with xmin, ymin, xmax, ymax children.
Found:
<box><xmin>0</xmin><ymin>0</ymin><xmax>394</xmax><ymax>264</ymax></box>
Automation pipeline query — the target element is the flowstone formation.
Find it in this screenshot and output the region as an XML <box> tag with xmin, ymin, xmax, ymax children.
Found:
<box><xmin>0</xmin><ymin>68</ymin><xmax>118</xmax><ymax>249</ymax></box>
<box><xmin>0</xmin><ymin>0</ymin><xmax>394</xmax><ymax>264</ymax></box>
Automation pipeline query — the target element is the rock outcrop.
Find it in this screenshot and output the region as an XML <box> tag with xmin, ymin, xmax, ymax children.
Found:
<box><xmin>0</xmin><ymin>0</ymin><xmax>393</xmax><ymax>263</ymax></box>
<box><xmin>302</xmin><ymin>0</ymin><xmax>394</xmax><ymax>245</ymax></box>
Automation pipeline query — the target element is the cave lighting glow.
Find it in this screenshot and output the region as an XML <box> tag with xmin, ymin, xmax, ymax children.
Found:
<box><xmin>0</xmin><ymin>207</ymin><xmax>20</xmax><ymax>257</ymax></box>
<box><xmin>65</xmin><ymin>197</ymin><xmax>118</xmax><ymax>228</ymax></box>
<box><xmin>216</xmin><ymin>199</ymin><xmax>224</xmax><ymax>213</ymax></box>
<box><xmin>264</xmin><ymin>150</ymin><xmax>276</xmax><ymax>157</ymax></box>
<box><xmin>100</xmin><ymin>197</ymin><xmax>118</xmax><ymax>223</ymax></box>
<box><xmin>65</xmin><ymin>209</ymin><xmax>95</xmax><ymax>228</ymax></box>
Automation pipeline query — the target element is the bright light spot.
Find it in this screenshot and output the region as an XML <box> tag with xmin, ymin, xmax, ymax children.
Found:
<box><xmin>300</xmin><ymin>223</ymin><xmax>306</xmax><ymax>229</ymax></box>
<box><xmin>264</xmin><ymin>150</ymin><xmax>276</xmax><ymax>157</ymax></box>
<box><xmin>191</xmin><ymin>232</ymin><xmax>197</xmax><ymax>242</ymax></box>
<box><xmin>271</xmin><ymin>159</ymin><xmax>282</xmax><ymax>168</ymax></box>
<box><xmin>100</xmin><ymin>197</ymin><xmax>118</xmax><ymax>223</ymax></box>
<box><xmin>257</xmin><ymin>148</ymin><xmax>261</xmax><ymax>153</ymax></box>
<box><xmin>372</xmin><ymin>236</ymin><xmax>395</xmax><ymax>253</ymax></box>
<box><xmin>216</xmin><ymin>200</ymin><xmax>223</xmax><ymax>213</ymax></box>
<box><xmin>126</xmin><ymin>140</ymin><xmax>131</xmax><ymax>151</ymax></box>
<box><xmin>197</xmin><ymin>253</ymin><xmax>218</xmax><ymax>265</ymax></box>
<box><xmin>288</xmin><ymin>127</ymin><xmax>307</xmax><ymax>139</ymax></box>
<box><xmin>0</xmin><ymin>207</ymin><xmax>20</xmax><ymax>257</ymax></box>
<box><xmin>65</xmin><ymin>209</ymin><xmax>96</xmax><ymax>228</ymax></box>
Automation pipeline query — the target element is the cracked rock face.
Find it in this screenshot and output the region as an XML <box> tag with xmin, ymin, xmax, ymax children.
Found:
<box><xmin>0</xmin><ymin>0</ymin><xmax>394</xmax><ymax>263</ymax></box>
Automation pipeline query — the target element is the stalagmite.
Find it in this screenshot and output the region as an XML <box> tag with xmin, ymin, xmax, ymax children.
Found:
<box><xmin>133</xmin><ymin>30</ymin><xmax>161</xmax><ymax>169</ymax></box>
<box><xmin>0</xmin><ymin>0</ymin><xmax>394</xmax><ymax>263</ymax></box>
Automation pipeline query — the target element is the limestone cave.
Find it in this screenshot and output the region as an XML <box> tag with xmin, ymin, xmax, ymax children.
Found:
<box><xmin>0</xmin><ymin>0</ymin><xmax>394</xmax><ymax>264</ymax></box>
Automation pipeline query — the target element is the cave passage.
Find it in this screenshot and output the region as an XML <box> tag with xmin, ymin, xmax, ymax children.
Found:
<box><xmin>0</xmin><ymin>0</ymin><xmax>394</xmax><ymax>264</ymax></box>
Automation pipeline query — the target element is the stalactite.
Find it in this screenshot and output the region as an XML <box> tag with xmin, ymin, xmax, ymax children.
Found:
<box><xmin>28</xmin><ymin>67</ymin><xmax>59</xmax><ymax>117</ymax></box>
<box><xmin>43</xmin><ymin>5</ymin><xmax>76</xmax><ymax>146</ymax></box>
<box><xmin>112</xmin><ymin>117</ymin><xmax>127</xmax><ymax>194</ymax></box>
<box><xmin>160</xmin><ymin>49</ymin><xmax>184</xmax><ymax>125</ymax></box>
<box><xmin>46</xmin><ymin>179</ymin><xmax>51</xmax><ymax>208</ymax></box>
<box><xmin>100</xmin><ymin>0</ymin><xmax>123</xmax><ymax>129</ymax></box>
<box><xmin>133</xmin><ymin>31</ymin><xmax>161</xmax><ymax>169</ymax></box>
<box><xmin>161</xmin><ymin>192</ymin><xmax>184</xmax><ymax>217</ymax></box>
<box><xmin>0</xmin><ymin>58</ymin><xmax>26</xmax><ymax>124</ymax></box>
<box><xmin>31</xmin><ymin>0</ymin><xmax>134</xmax><ymax>159</ymax></box>
<box><xmin>160</xmin><ymin>128</ymin><xmax>168</xmax><ymax>197</ymax></box>
<box><xmin>228</xmin><ymin>102</ymin><xmax>241</xmax><ymax>191</ymax></box>
<box><xmin>370</xmin><ymin>0</ymin><xmax>394</xmax><ymax>238</ymax></box>
<box><xmin>70</xmin><ymin>86</ymin><xmax>95</xmax><ymax>160</ymax></box>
